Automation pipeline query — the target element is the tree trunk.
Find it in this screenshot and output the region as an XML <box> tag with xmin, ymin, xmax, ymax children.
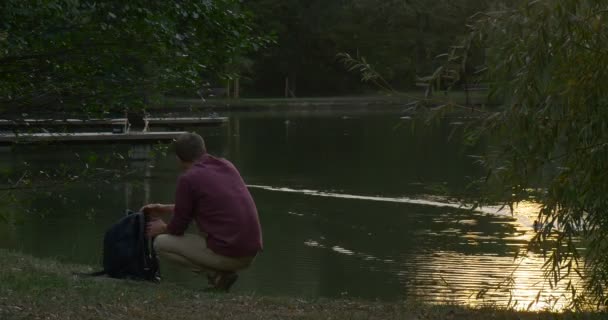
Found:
<box><xmin>290</xmin><ymin>74</ymin><xmax>297</xmax><ymax>97</ymax></box>
<box><xmin>284</xmin><ymin>77</ymin><xmax>289</xmax><ymax>98</ymax></box>
<box><xmin>234</xmin><ymin>78</ymin><xmax>240</xmax><ymax>99</ymax></box>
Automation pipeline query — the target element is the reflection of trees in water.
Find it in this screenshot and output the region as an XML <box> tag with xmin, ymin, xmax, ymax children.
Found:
<box><xmin>10</xmin><ymin>182</ymin><xmax>123</xmax><ymax>264</ymax></box>
<box><xmin>260</xmin><ymin>195</ymin><xmax>533</xmax><ymax>300</ymax></box>
<box><xmin>5</xmin><ymin>146</ymin><xmax>160</xmax><ymax>265</ymax></box>
<box><xmin>315</xmin><ymin>202</ymin><xmax>403</xmax><ymax>299</ymax></box>
<box><xmin>124</xmin><ymin>153</ymin><xmax>152</xmax><ymax>209</ymax></box>
<box><xmin>234</xmin><ymin>191</ymin><xmax>323</xmax><ymax>296</ymax></box>
<box><xmin>226</xmin><ymin>115</ymin><xmax>485</xmax><ymax>196</ymax></box>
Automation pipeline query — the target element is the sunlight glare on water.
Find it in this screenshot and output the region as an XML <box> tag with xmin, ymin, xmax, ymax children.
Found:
<box><xmin>250</xmin><ymin>185</ymin><xmax>584</xmax><ymax>311</ymax></box>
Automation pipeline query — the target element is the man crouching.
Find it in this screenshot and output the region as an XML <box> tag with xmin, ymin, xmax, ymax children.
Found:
<box><xmin>142</xmin><ymin>132</ymin><xmax>263</xmax><ymax>292</ymax></box>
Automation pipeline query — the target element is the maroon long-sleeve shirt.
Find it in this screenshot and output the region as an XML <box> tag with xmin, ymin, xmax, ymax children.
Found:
<box><xmin>166</xmin><ymin>154</ymin><xmax>263</xmax><ymax>258</ymax></box>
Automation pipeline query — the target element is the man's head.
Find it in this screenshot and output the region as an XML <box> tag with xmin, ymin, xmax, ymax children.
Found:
<box><xmin>174</xmin><ymin>132</ymin><xmax>206</xmax><ymax>168</ymax></box>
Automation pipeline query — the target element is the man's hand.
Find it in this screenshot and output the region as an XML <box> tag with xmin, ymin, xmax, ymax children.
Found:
<box><xmin>146</xmin><ymin>218</ymin><xmax>167</xmax><ymax>237</ymax></box>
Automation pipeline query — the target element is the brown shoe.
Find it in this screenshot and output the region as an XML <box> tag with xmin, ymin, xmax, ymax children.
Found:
<box><xmin>206</xmin><ymin>272</ymin><xmax>238</xmax><ymax>292</ymax></box>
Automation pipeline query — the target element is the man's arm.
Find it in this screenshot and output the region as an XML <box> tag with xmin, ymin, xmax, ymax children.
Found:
<box><xmin>165</xmin><ymin>176</ymin><xmax>195</xmax><ymax>235</ymax></box>
<box><xmin>141</xmin><ymin>203</ymin><xmax>175</xmax><ymax>217</ymax></box>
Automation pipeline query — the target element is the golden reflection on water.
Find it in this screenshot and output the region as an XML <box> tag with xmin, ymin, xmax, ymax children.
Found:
<box><xmin>405</xmin><ymin>201</ymin><xmax>584</xmax><ymax>312</ymax></box>
<box><xmin>255</xmin><ymin>185</ymin><xmax>585</xmax><ymax>310</ymax></box>
<box><xmin>411</xmin><ymin>252</ymin><xmax>582</xmax><ymax>311</ymax></box>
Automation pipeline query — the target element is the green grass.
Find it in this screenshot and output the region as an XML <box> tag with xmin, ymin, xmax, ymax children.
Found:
<box><xmin>0</xmin><ymin>250</ymin><xmax>603</xmax><ymax>320</ymax></box>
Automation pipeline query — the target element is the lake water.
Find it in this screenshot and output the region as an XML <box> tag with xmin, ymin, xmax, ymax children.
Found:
<box><xmin>0</xmin><ymin>110</ymin><xmax>582</xmax><ymax>311</ymax></box>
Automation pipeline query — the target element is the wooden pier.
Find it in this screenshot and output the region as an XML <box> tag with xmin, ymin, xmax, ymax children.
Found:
<box><xmin>0</xmin><ymin>116</ymin><xmax>228</xmax><ymax>128</ymax></box>
<box><xmin>0</xmin><ymin>131</ymin><xmax>187</xmax><ymax>145</ymax></box>
<box><xmin>144</xmin><ymin>117</ymin><xmax>228</xmax><ymax>125</ymax></box>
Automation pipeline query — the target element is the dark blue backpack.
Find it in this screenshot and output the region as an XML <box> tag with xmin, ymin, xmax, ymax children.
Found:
<box><xmin>89</xmin><ymin>210</ymin><xmax>160</xmax><ymax>281</ymax></box>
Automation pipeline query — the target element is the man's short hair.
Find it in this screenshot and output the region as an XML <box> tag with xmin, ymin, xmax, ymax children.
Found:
<box><xmin>174</xmin><ymin>132</ymin><xmax>206</xmax><ymax>162</ymax></box>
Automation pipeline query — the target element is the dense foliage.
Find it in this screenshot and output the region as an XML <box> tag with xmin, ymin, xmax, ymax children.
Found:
<box><xmin>0</xmin><ymin>0</ymin><xmax>261</xmax><ymax>113</ymax></box>
<box><xmin>437</xmin><ymin>0</ymin><xmax>608</xmax><ymax>308</ymax></box>
<box><xmin>342</xmin><ymin>0</ymin><xmax>608</xmax><ymax>309</ymax></box>
<box><xmin>242</xmin><ymin>0</ymin><xmax>489</xmax><ymax>97</ymax></box>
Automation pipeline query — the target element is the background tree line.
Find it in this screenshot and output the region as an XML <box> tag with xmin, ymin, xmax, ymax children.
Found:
<box><xmin>0</xmin><ymin>0</ymin><xmax>491</xmax><ymax>111</ymax></box>
<box><xmin>239</xmin><ymin>0</ymin><xmax>490</xmax><ymax>97</ymax></box>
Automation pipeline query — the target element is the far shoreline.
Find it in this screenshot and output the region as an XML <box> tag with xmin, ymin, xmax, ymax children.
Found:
<box><xmin>0</xmin><ymin>92</ymin><xmax>493</xmax><ymax>119</ymax></box>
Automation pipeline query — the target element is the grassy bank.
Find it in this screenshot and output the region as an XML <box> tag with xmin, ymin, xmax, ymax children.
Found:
<box><xmin>0</xmin><ymin>250</ymin><xmax>603</xmax><ymax>320</ymax></box>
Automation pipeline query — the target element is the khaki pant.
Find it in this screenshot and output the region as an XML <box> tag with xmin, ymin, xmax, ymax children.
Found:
<box><xmin>154</xmin><ymin>233</ymin><xmax>254</xmax><ymax>275</ymax></box>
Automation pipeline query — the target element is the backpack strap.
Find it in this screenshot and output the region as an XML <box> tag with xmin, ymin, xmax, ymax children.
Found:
<box><xmin>137</xmin><ymin>212</ymin><xmax>149</xmax><ymax>271</ymax></box>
